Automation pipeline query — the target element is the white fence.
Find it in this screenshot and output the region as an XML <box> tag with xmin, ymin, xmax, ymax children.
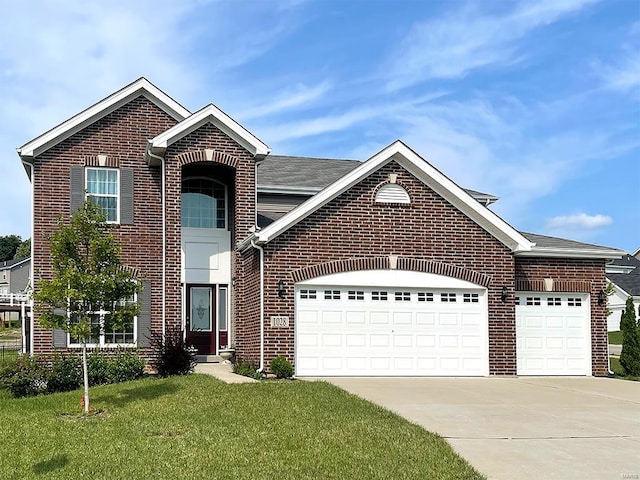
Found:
<box><xmin>0</xmin><ymin>293</ymin><xmax>30</xmax><ymax>305</ymax></box>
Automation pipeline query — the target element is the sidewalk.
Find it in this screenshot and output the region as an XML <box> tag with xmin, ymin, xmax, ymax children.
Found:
<box><xmin>194</xmin><ymin>362</ymin><xmax>257</xmax><ymax>384</ymax></box>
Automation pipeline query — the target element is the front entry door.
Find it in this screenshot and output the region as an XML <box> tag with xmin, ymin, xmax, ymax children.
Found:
<box><xmin>187</xmin><ymin>285</ymin><xmax>216</xmax><ymax>355</ymax></box>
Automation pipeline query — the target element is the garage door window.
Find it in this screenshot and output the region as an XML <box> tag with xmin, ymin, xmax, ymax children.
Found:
<box><xmin>417</xmin><ymin>292</ymin><xmax>434</xmax><ymax>302</ymax></box>
<box><xmin>526</xmin><ymin>297</ymin><xmax>541</xmax><ymax>306</ymax></box>
<box><xmin>348</xmin><ymin>290</ymin><xmax>364</xmax><ymax>300</ymax></box>
<box><xmin>441</xmin><ymin>293</ymin><xmax>457</xmax><ymax>302</ymax></box>
<box><xmin>372</xmin><ymin>291</ymin><xmax>388</xmax><ymax>301</ymax></box>
<box><xmin>568</xmin><ymin>297</ymin><xmax>582</xmax><ymax>307</ymax></box>
<box><xmin>547</xmin><ymin>297</ymin><xmax>561</xmax><ymax>306</ymax></box>
<box><xmin>395</xmin><ymin>291</ymin><xmax>411</xmax><ymax>301</ymax></box>
<box><xmin>324</xmin><ymin>290</ymin><xmax>341</xmax><ymax>300</ymax></box>
<box><xmin>464</xmin><ymin>293</ymin><xmax>479</xmax><ymax>303</ymax></box>
<box><xmin>300</xmin><ymin>289</ymin><xmax>317</xmax><ymax>299</ymax></box>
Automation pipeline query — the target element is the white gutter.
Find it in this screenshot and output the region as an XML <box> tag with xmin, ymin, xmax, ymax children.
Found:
<box><xmin>21</xmin><ymin>159</ymin><xmax>34</xmax><ymax>355</ymax></box>
<box><xmin>250</xmin><ymin>239</ymin><xmax>265</xmax><ymax>373</ymax></box>
<box><xmin>516</xmin><ymin>248</ymin><xmax>624</xmax><ymax>260</ymax></box>
<box><xmin>146</xmin><ymin>145</ymin><xmax>167</xmax><ymax>342</ymax></box>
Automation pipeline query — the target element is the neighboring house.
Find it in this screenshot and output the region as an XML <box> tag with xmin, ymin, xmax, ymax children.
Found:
<box><xmin>606</xmin><ymin>251</ymin><xmax>640</xmax><ymax>331</ymax></box>
<box><xmin>0</xmin><ymin>257</ymin><xmax>31</xmax><ymax>328</ymax></box>
<box><xmin>17</xmin><ymin>78</ymin><xmax>624</xmax><ymax>377</ymax></box>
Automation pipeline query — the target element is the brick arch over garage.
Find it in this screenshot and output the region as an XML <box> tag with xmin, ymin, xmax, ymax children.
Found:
<box><xmin>176</xmin><ymin>149</ymin><xmax>239</xmax><ymax>169</ymax></box>
<box><xmin>290</xmin><ymin>256</ymin><xmax>492</xmax><ymax>287</ymax></box>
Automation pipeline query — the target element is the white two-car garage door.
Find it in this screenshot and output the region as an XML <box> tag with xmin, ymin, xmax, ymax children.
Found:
<box><xmin>516</xmin><ymin>292</ymin><xmax>591</xmax><ymax>376</ymax></box>
<box><xmin>295</xmin><ymin>270</ymin><xmax>489</xmax><ymax>377</ymax></box>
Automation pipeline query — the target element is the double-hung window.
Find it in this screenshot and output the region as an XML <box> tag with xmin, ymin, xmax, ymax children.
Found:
<box><xmin>86</xmin><ymin>168</ymin><xmax>119</xmax><ymax>222</ymax></box>
<box><xmin>69</xmin><ymin>293</ymin><xmax>137</xmax><ymax>347</ymax></box>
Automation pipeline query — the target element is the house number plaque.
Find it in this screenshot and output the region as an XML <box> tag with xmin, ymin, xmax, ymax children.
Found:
<box><xmin>270</xmin><ymin>316</ymin><xmax>290</xmax><ymax>328</ymax></box>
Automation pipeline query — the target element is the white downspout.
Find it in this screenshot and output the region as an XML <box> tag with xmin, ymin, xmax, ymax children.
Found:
<box><xmin>251</xmin><ymin>239</ymin><xmax>265</xmax><ymax>372</ymax></box>
<box><xmin>146</xmin><ymin>146</ymin><xmax>167</xmax><ymax>342</ymax></box>
<box><xmin>21</xmin><ymin>160</ymin><xmax>34</xmax><ymax>355</ymax></box>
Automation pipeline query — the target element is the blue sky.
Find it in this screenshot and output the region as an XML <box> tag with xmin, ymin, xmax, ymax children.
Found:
<box><xmin>1</xmin><ymin>0</ymin><xmax>638</xmax><ymax>252</ymax></box>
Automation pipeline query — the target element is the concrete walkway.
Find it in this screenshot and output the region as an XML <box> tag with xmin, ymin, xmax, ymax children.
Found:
<box><xmin>194</xmin><ymin>362</ymin><xmax>257</xmax><ymax>383</ymax></box>
<box><xmin>323</xmin><ymin>376</ymin><xmax>640</xmax><ymax>480</ymax></box>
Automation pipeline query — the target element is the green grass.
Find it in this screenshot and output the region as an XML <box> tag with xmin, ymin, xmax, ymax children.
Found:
<box><xmin>608</xmin><ymin>331</ymin><xmax>622</xmax><ymax>345</ymax></box>
<box><xmin>0</xmin><ymin>375</ymin><xmax>484</xmax><ymax>479</ymax></box>
<box><xmin>610</xmin><ymin>356</ymin><xmax>640</xmax><ymax>381</ymax></box>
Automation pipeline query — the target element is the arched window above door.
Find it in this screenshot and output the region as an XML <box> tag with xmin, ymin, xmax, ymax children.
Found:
<box><xmin>181</xmin><ymin>177</ymin><xmax>227</xmax><ymax>228</ymax></box>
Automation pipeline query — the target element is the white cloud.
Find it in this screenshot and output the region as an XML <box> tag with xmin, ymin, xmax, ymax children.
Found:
<box><xmin>237</xmin><ymin>82</ymin><xmax>332</xmax><ymax>121</ymax></box>
<box><xmin>385</xmin><ymin>0</ymin><xmax>600</xmax><ymax>90</ymax></box>
<box><xmin>546</xmin><ymin>213</ymin><xmax>613</xmax><ymax>230</ymax></box>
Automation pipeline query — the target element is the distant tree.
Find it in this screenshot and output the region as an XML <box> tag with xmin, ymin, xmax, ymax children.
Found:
<box><xmin>34</xmin><ymin>202</ymin><xmax>141</xmax><ymax>413</ymax></box>
<box><xmin>0</xmin><ymin>235</ymin><xmax>22</xmax><ymax>261</ymax></box>
<box><xmin>14</xmin><ymin>238</ymin><xmax>31</xmax><ymax>260</ymax></box>
<box><xmin>619</xmin><ymin>296</ymin><xmax>640</xmax><ymax>376</ymax></box>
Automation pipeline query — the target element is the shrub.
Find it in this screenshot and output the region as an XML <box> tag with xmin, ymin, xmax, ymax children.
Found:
<box><xmin>620</xmin><ymin>296</ymin><xmax>640</xmax><ymax>376</ymax></box>
<box><xmin>107</xmin><ymin>350</ymin><xmax>145</xmax><ymax>383</ymax></box>
<box><xmin>232</xmin><ymin>357</ymin><xmax>262</xmax><ymax>380</ymax></box>
<box><xmin>47</xmin><ymin>354</ymin><xmax>82</xmax><ymax>393</ymax></box>
<box><xmin>87</xmin><ymin>350</ymin><xmax>111</xmax><ymax>386</ymax></box>
<box><xmin>152</xmin><ymin>327</ymin><xmax>197</xmax><ymax>377</ymax></box>
<box><xmin>270</xmin><ymin>356</ymin><xmax>294</xmax><ymax>379</ymax></box>
<box><xmin>0</xmin><ymin>356</ymin><xmax>48</xmax><ymax>398</ymax></box>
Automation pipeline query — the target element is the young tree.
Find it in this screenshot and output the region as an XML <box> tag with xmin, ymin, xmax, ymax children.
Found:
<box><xmin>34</xmin><ymin>202</ymin><xmax>141</xmax><ymax>412</ymax></box>
<box><xmin>619</xmin><ymin>295</ymin><xmax>640</xmax><ymax>376</ymax></box>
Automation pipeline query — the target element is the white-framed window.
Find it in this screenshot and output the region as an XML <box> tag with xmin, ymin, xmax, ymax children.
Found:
<box><xmin>547</xmin><ymin>297</ymin><xmax>561</xmax><ymax>306</ymax></box>
<box><xmin>86</xmin><ymin>168</ymin><xmax>119</xmax><ymax>223</ymax></box>
<box><xmin>324</xmin><ymin>290</ymin><xmax>341</xmax><ymax>300</ymax></box>
<box><xmin>526</xmin><ymin>297</ymin><xmax>541</xmax><ymax>306</ymax></box>
<box><xmin>417</xmin><ymin>292</ymin><xmax>434</xmax><ymax>302</ymax></box>
<box><xmin>181</xmin><ymin>177</ymin><xmax>227</xmax><ymax>229</ymax></box>
<box><xmin>568</xmin><ymin>297</ymin><xmax>582</xmax><ymax>307</ymax></box>
<box><xmin>463</xmin><ymin>293</ymin><xmax>479</xmax><ymax>303</ymax></box>
<box><xmin>348</xmin><ymin>290</ymin><xmax>364</xmax><ymax>300</ymax></box>
<box><xmin>69</xmin><ymin>292</ymin><xmax>137</xmax><ymax>347</ymax></box>
<box><xmin>441</xmin><ymin>293</ymin><xmax>457</xmax><ymax>302</ymax></box>
<box><xmin>395</xmin><ymin>291</ymin><xmax>411</xmax><ymax>301</ymax></box>
<box><xmin>300</xmin><ymin>289</ymin><xmax>317</xmax><ymax>299</ymax></box>
<box><xmin>371</xmin><ymin>291</ymin><xmax>388</xmax><ymax>301</ymax></box>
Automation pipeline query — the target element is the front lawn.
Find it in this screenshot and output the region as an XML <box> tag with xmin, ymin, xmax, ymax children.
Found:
<box><xmin>0</xmin><ymin>375</ymin><xmax>484</xmax><ymax>479</ymax></box>
<box><xmin>608</xmin><ymin>330</ymin><xmax>622</xmax><ymax>345</ymax></box>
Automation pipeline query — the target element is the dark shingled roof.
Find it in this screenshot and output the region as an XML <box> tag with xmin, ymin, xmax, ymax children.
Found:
<box><xmin>520</xmin><ymin>232</ymin><xmax>622</xmax><ymax>253</ymax></box>
<box><xmin>258</xmin><ymin>155</ymin><xmax>361</xmax><ymax>191</ymax></box>
<box><xmin>0</xmin><ymin>257</ymin><xmax>29</xmax><ymax>269</ymax></box>
<box><xmin>257</xmin><ymin>155</ymin><xmax>497</xmax><ymax>200</ymax></box>
<box><xmin>608</xmin><ymin>253</ymin><xmax>640</xmax><ymax>296</ymax></box>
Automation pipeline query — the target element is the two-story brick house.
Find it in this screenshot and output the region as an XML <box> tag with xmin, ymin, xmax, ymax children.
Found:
<box><xmin>18</xmin><ymin>78</ymin><xmax>623</xmax><ymax>376</ymax></box>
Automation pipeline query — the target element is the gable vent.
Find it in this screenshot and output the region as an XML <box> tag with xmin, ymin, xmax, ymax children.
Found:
<box><xmin>375</xmin><ymin>184</ymin><xmax>410</xmax><ymax>204</ymax></box>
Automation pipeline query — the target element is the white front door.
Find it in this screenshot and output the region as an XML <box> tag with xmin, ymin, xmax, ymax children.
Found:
<box><xmin>516</xmin><ymin>293</ymin><xmax>591</xmax><ymax>375</ymax></box>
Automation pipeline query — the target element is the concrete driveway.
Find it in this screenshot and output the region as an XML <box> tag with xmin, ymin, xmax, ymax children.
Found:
<box><xmin>323</xmin><ymin>377</ymin><xmax>640</xmax><ymax>480</ymax></box>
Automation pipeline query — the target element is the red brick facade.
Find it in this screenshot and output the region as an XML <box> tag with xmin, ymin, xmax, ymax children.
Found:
<box><xmin>26</xmin><ymin>86</ymin><xmax>611</xmax><ymax>377</ymax></box>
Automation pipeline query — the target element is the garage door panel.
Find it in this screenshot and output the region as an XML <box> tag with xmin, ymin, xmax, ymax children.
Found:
<box><xmin>416</xmin><ymin>312</ymin><xmax>436</xmax><ymax>325</ymax></box>
<box><xmin>322</xmin><ymin>311</ymin><xmax>342</xmax><ymax>324</ymax></box>
<box><xmin>516</xmin><ymin>292</ymin><xmax>590</xmax><ymax>376</ymax></box>
<box><xmin>296</xmin><ymin>283</ymin><xmax>488</xmax><ymax>376</ymax></box>
<box><xmin>346</xmin><ymin>311</ymin><xmax>365</xmax><ymax>324</ymax></box>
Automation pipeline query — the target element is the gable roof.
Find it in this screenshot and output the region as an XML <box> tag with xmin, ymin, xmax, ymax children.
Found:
<box><xmin>241</xmin><ymin>140</ymin><xmax>534</xmax><ymax>253</ymax></box>
<box><xmin>147</xmin><ymin>104</ymin><xmax>270</xmax><ymax>164</ymax></box>
<box><xmin>257</xmin><ymin>155</ymin><xmax>499</xmax><ymax>205</ymax></box>
<box><xmin>607</xmin><ymin>253</ymin><xmax>640</xmax><ymax>296</ymax></box>
<box><xmin>0</xmin><ymin>257</ymin><xmax>30</xmax><ymax>271</ymax></box>
<box><xmin>17</xmin><ymin>78</ymin><xmax>190</xmax><ymax>168</ymax></box>
<box><xmin>518</xmin><ymin>232</ymin><xmax>624</xmax><ymax>259</ymax></box>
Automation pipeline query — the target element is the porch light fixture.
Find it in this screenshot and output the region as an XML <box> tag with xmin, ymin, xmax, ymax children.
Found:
<box><xmin>598</xmin><ymin>288</ymin><xmax>606</xmax><ymax>307</ymax></box>
<box><xmin>501</xmin><ymin>286</ymin><xmax>508</xmax><ymax>303</ymax></box>
<box><xmin>277</xmin><ymin>279</ymin><xmax>285</xmax><ymax>299</ymax></box>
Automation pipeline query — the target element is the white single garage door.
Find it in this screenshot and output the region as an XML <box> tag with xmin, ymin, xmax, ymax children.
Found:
<box><xmin>516</xmin><ymin>292</ymin><xmax>591</xmax><ymax>375</ymax></box>
<box><xmin>295</xmin><ymin>270</ymin><xmax>489</xmax><ymax>377</ymax></box>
